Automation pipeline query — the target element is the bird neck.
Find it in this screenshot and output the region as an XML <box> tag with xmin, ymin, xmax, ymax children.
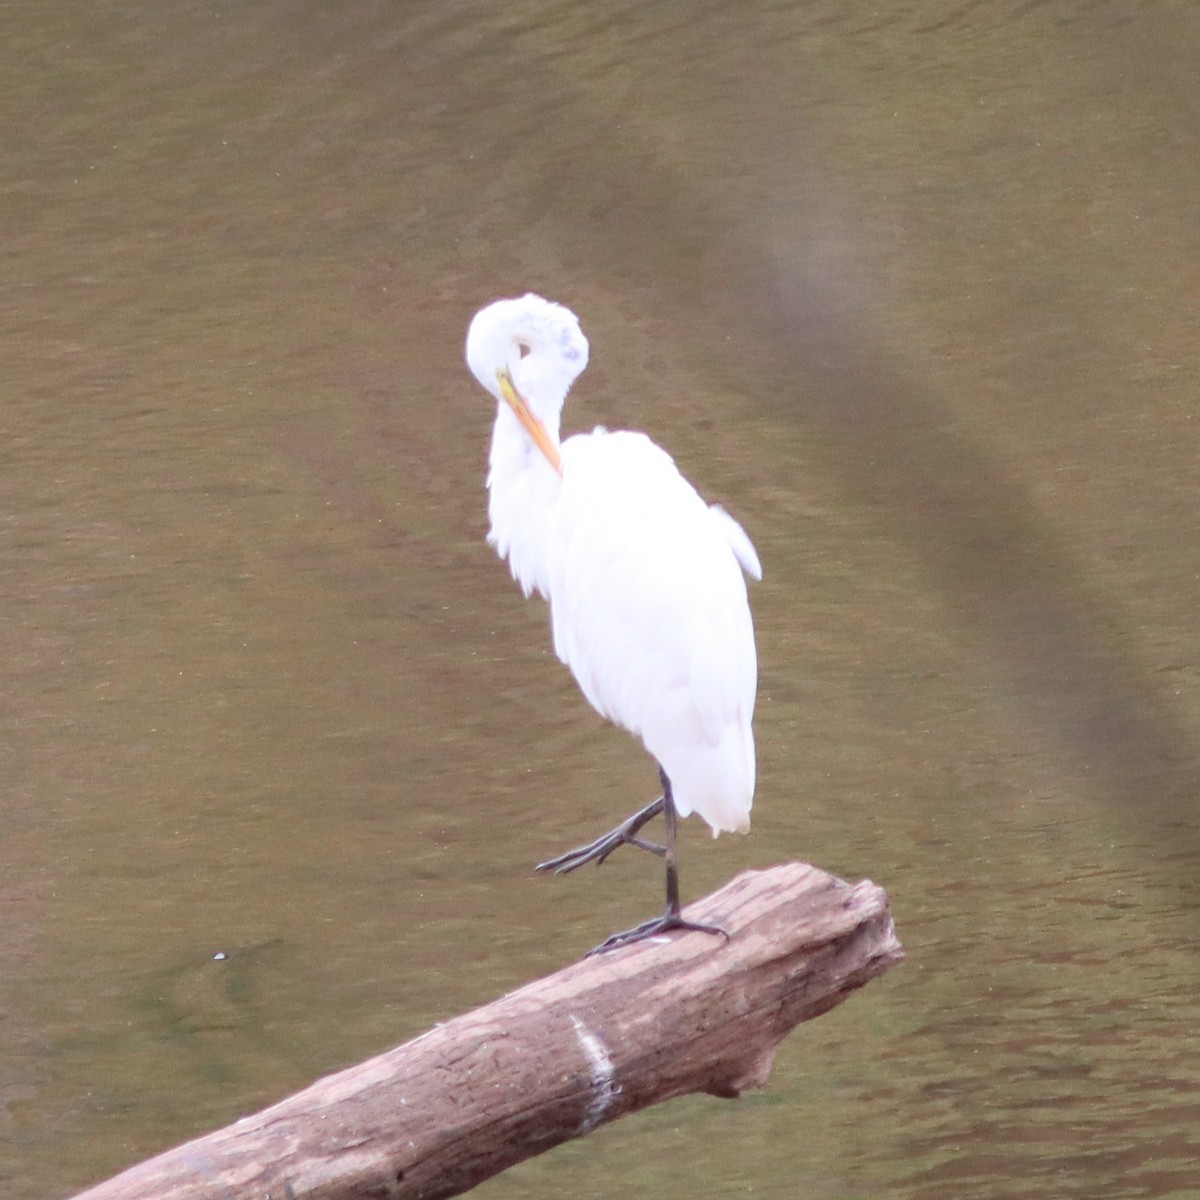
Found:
<box><xmin>486</xmin><ymin>405</ymin><xmax>563</xmax><ymax>600</ymax></box>
<box><xmin>490</xmin><ymin>398</ymin><xmax>562</xmax><ymax>472</ymax></box>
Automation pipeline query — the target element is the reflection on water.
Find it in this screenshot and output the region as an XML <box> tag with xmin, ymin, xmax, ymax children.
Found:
<box><xmin>4</xmin><ymin>2</ymin><xmax>1200</xmax><ymax>1198</ymax></box>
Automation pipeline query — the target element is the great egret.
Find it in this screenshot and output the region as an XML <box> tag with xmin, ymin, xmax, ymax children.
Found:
<box><xmin>466</xmin><ymin>294</ymin><xmax>760</xmax><ymax>953</ymax></box>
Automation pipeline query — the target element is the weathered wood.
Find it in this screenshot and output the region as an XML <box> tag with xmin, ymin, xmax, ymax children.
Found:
<box><xmin>73</xmin><ymin>863</ymin><xmax>902</xmax><ymax>1200</ymax></box>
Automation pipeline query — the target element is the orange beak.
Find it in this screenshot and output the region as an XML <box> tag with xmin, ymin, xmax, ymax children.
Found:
<box><xmin>497</xmin><ymin>368</ymin><xmax>563</xmax><ymax>476</ymax></box>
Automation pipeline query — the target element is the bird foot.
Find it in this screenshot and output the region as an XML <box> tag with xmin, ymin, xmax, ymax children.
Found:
<box><xmin>535</xmin><ymin>797</ymin><xmax>665</xmax><ymax>875</ymax></box>
<box><xmin>585</xmin><ymin>909</ymin><xmax>729</xmax><ymax>957</ymax></box>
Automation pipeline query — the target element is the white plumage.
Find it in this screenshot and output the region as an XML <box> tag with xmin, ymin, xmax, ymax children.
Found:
<box><xmin>550</xmin><ymin>431</ymin><xmax>758</xmax><ymax>833</ymax></box>
<box><xmin>466</xmin><ymin>293</ymin><xmax>760</xmax><ymax>951</ymax></box>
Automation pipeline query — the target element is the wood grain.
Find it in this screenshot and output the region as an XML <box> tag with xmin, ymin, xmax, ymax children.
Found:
<box><xmin>73</xmin><ymin>863</ymin><xmax>903</xmax><ymax>1200</ymax></box>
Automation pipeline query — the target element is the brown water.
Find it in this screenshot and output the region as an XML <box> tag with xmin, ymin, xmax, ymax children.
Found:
<box><xmin>4</xmin><ymin>2</ymin><xmax>1200</xmax><ymax>1197</ymax></box>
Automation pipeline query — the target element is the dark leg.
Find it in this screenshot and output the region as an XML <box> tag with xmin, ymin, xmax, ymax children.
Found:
<box><xmin>585</xmin><ymin>768</ymin><xmax>729</xmax><ymax>957</ymax></box>
<box><xmin>535</xmin><ymin>795</ymin><xmax>665</xmax><ymax>875</ymax></box>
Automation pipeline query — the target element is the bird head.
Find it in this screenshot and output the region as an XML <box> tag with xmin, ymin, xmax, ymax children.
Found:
<box><xmin>466</xmin><ymin>294</ymin><xmax>590</xmax><ymax>473</ymax></box>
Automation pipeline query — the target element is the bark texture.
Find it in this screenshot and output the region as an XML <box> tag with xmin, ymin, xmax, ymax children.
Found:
<box><xmin>73</xmin><ymin>863</ymin><xmax>903</xmax><ymax>1200</ymax></box>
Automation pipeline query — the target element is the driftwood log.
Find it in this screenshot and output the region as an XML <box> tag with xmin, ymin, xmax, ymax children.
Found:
<box><xmin>74</xmin><ymin>862</ymin><xmax>902</xmax><ymax>1200</ymax></box>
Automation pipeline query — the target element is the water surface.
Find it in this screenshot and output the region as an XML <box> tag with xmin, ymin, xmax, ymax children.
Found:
<box><xmin>3</xmin><ymin>2</ymin><xmax>1200</xmax><ymax>1197</ymax></box>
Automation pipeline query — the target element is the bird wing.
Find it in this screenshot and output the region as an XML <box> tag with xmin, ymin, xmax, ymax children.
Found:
<box><xmin>547</xmin><ymin>430</ymin><xmax>757</xmax><ymax>755</ymax></box>
<box><xmin>708</xmin><ymin>504</ymin><xmax>763</xmax><ymax>581</ymax></box>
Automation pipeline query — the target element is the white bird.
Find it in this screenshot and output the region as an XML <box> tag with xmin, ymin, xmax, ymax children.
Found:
<box><xmin>466</xmin><ymin>294</ymin><xmax>761</xmax><ymax>953</ymax></box>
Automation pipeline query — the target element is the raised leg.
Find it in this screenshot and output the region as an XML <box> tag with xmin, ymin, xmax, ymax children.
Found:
<box><xmin>585</xmin><ymin>767</ymin><xmax>729</xmax><ymax>956</ymax></box>
<box><xmin>535</xmin><ymin>795</ymin><xmax>665</xmax><ymax>875</ymax></box>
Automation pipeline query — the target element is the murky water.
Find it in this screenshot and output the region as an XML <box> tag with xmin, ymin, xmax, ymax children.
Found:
<box><xmin>4</xmin><ymin>2</ymin><xmax>1200</xmax><ymax>1197</ymax></box>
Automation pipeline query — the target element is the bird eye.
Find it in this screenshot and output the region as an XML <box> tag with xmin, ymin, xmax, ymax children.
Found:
<box><xmin>517</xmin><ymin>341</ymin><xmax>532</xmax><ymax>359</ymax></box>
